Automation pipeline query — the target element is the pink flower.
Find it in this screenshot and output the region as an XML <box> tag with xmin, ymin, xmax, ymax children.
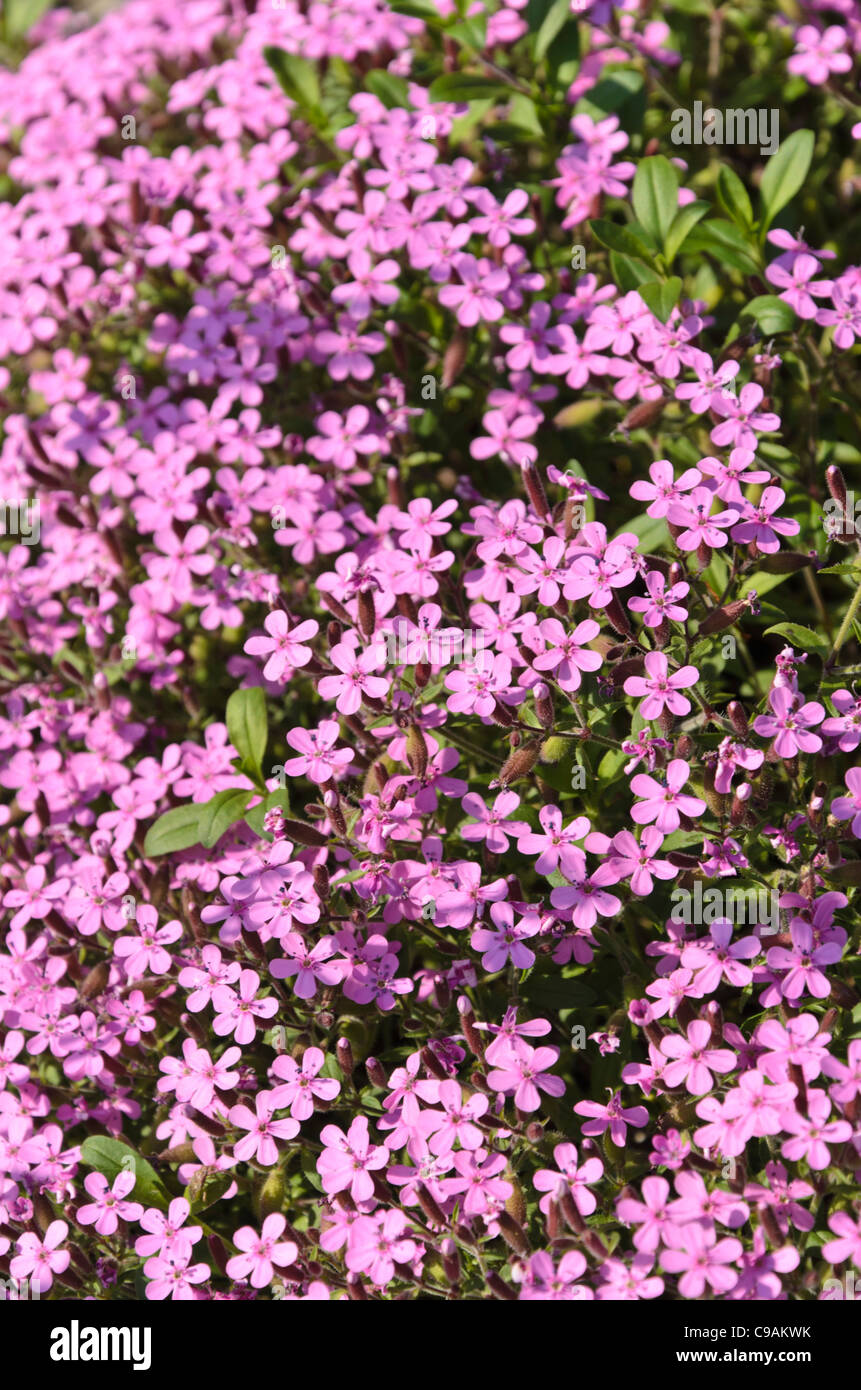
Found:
<box><xmin>225</xmin><ymin>1214</ymin><xmax>299</xmax><ymax>1288</ymax></box>
<box><xmin>230</xmin><ymin>1092</ymin><xmax>300</xmax><ymax>1166</ymax></box>
<box><xmin>608</xmin><ymin>827</ymin><xmax>677</xmax><ymax>896</ymax></box>
<box><xmin>659</xmin><ymin>1019</ymin><xmax>736</xmax><ymax>1095</ymax></box>
<box><xmin>143</xmin><ymin>209</ymin><xmax>208</xmax><ymax>269</ymax></box>
<box><xmin>629</xmin><ymin>458</ymin><xmax>702</xmax><ymax>518</ymax></box>
<box><xmin>271</xmin><ymin>934</ymin><xmax>344</xmax><ymax>999</ymax></box>
<box><xmin>660</xmin><ymin>1222</ymin><xmax>741</xmax><ymax>1297</ymax></box>
<box><xmin>438</xmin><ymin>254</ymin><xmax>510</xmax><ymax>326</ymax></box>
<box><xmin>486</xmin><ymin>1039</ymin><xmax>565</xmax><ymax>1112</ymax></box>
<box><xmin>284</xmin><ymin>720</ymin><xmax>354</xmax><ymax>783</ymax></box>
<box><xmin>459</xmin><ymin>790</ymin><xmax>528</xmax><ymax>853</ymax></box>
<box><xmin>575</xmin><ymin>1090</ymin><xmax>649</xmax><ymax>1145</ymax></box>
<box><xmin>269</xmin><ymin>1046</ymin><xmax>341</xmax><ymax>1121</ymax></box>
<box><xmin>426</xmin><ymin>1080</ymin><xmax>489</xmax><ymax>1154</ymax></box>
<box><xmin>516</xmin><ymin>805</ymin><xmax>591</xmax><ymax>878</ymax></box>
<box><xmin>617</xmin><ymin>1176</ymin><xmax>672</xmax><ymax>1252</ymax></box>
<box><xmin>3</xmin><ymin>865</ymin><xmax>70</xmax><ymax>929</ymax></box>
<box><xmin>709</xmin><ymin>382</ymin><xmax>780</xmax><ymax>450</ymax></box>
<box><xmin>529</xmin><ymin>617</ymin><xmax>603</xmax><ymax>691</ymax></box>
<box><xmin>666</xmin><ymin>485</ymin><xmax>739</xmax><ymax>551</ymax></box>
<box><xmin>766</xmin><ymin>920</ymin><xmax>844</xmax><ymax>1000</ymax></box>
<box><xmin>753</xmin><ymin>684</ymin><xmax>824</xmax><ymax>757</ymax></box>
<box><xmin>533</xmin><ymin>1141</ymin><xmax>603</xmax><ymax>1217</ymax></box>
<box><xmin>10</xmin><ymin>1220</ymin><xmax>70</xmax><ymax>1293</ymax></box>
<box><xmin>471</xmin><ymin>901</ymin><xmax>541</xmax><ymax>972</ymax></box>
<box><xmin>781</xmin><ymin>1089</ymin><xmax>852</xmax><ymax>1170</ymax></box>
<box><xmin>345</xmin><ymin>1210</ymin><xmax>419</xmax><ymax>1286</ymax></box>
<box><xmin>631</xmin><ymin>759</ymin><xmax>707</xmax><ymax>833</ymax></box>
<box><xmin>318</xmin><ymin>638</ymin><xmax>389</xmax><ymax>716</ymax></box>
<box><xmin>244</xmin><ymin>611</ymin><xmax>318</xmax><ymax>682</ymax></box>
<box><xmin>623</xmin><ymin>651</ymin><xmax>698</xmax><ymax>719</ymax></box>
<box><xmin>143</xmin><ymin>1250</ymin><xmax>210</xmax><ymax>1300</ymax></box>
<box><xmin>823</xmin><ymin>1211</ymin><xmax>861</xmax><ymax>1270</ymax></box>
<box><xmin>317</xmin><ymin>1116</ymin><xmax>389</xmax><ymax>1202</ymax></box>
<box><xmin>440</xmin><ymin>1148</ymin><xmax>512</xmax><ymax>1215</ymax></box>
<box><xmin>787</xmin><ymin>25</ymin><xmax>852</xmax><ymax>85</ymax></box>
<box><xmin>831</xmin><ymin>766</ymin><xmax>861</xmax><ymax>836</ymax></box>
<box><xmin>627</xmin><ymin>570</ymin><xmax>689</xmax><ymax>627</ymax></box>
<box><xmin>212</xmin><ymin>968</ymin><xmax>278</xmax><ymax>1045</ymax></box>
<box><xmin>135</xmin><ymin>1198</ymin><xmax>202</xmax><ymax>1261</ymax></box>
<box><xmin>77</xmin><ymin>1170</ymin><xmax>144</xmax><ymax>1236</ymax></box>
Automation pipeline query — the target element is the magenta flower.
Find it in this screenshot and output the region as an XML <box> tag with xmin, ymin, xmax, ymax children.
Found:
<box><xmin>212</xmin><ymin>968</ymin><xmax>278</xmax><ymax>1045</ymax></box>
<box><xmin>271</xmin><ymin>934</ymin><xmax>344</xmax><ymax>999</ymax></box>
<box><xmin>823</xmin><ymin>1211</ymin><xmax>861</xmax><ymax>1270</ymax></box>
<box><xmin>574</xmin><ymin>1090</ymin><xmax>649</xmax><ymax>1146</ymax></box>
<box><xmin>709</xmin><ymin>381</ymin><xmax>781</xmax><ymax>450</ymax></box>
<box><xmin>459</xmin><ymin>789</ymin><xmax>529</xmax><ymax>853</ymax></box>
<box><xmin>225</xmin><ymin>1215</ymin><xmax>299</xmax><ymax>1288</ymax></box>
<box><xmin>533</xmin><ymin>1142</ymin><xmax>603</xmax><ymax>1217</ymax></box>
<box><xmin>77</xmin><ymin>1170</ymin><xmax>144</xmax><ymax>1236</ymax></box>
<box><xmin>516</xmin><ymin>805</ymin><xmax>590</xmax><ymax>878</ymax></box>
<box><xmin>143</xmin><ymin>209</ymin><xmax>209</xmax><ymax>269</ymax></box>
<box><xmin>731</xmin><ymin>486</ymin><xmax>800</xmax><ymax>553</ymax></box>
<box><xmin>3</xmin><ymin>865</ymin><xmax>70</xmax><ymax>929</ymax></box>
<box><xmin>143</xmin><ymin>1250</ymin><xmax>210</xmax><ymax>1301</ymax></box>
<box><xmin>486</xmin><ymin>1039</ymin><xmax>565</xmax><ymax>1112</ymax></box>
<box><xmin>230</xmin><ymin>1092</ymin><xmax>300</xmax><ymax>1166</ymax></box>
<box><xmin>608</xmin><ymin>827</ymin><xmax>677</xmax><ymax>896</ymax></box>
<box><xmin>244</xmin><ymin>611</ymin><xmax>319</xmax><ymax>682</ymax></box>
<box><xmin>471</xmin><ymin>901</ymin><xmax>541</xmax><ymax>972</ymax></box>
<box><xmin>440</xmin><ymin>1148</ymin><xmax>512</xmax><ymax>1216</ymax></box>
<box><xmin>831</xmin><ymin>767</ymin><xmax>861</xmax><ymax>836</ymax></box>
<box><xmin>317</xmin><ymin>1116</ymin><xmax>389</xmax><ymax>1203</ymax></box>
<box><xmin>629</xmin><ymin>458</ymin><xmax>702</xmax><ymax>518</ymax></box>
<box><xmin>135</xmin><ymin>1199</ymin><xmax>202</xmax><ymax>1261</ymax></box>
<box><xmin>623</xmin><ymin>651</ymin><xmax>698</xmax><ymax>720</ymax></box>
<box><xmin>318</xmin><ymin>638</ymin><xmax>389</xmax><ymax>716</ymax></box>
<box><xmin>10</xmin><ymin>1220</ymin><xmax>70</xmax><ymax>1293</ymax></box>
<box><xmin>616</xmin><ymin>1176</ymin><xmax>672</xmax><ymax>1252</ymax></box>
<box><xmin>269</xmin><ymin>1046</ymin><xmax>341</xmax><ymax>1121</ymax></box>
<box><xmin>284</xmin><ymin>720</ymin><xmax>354</xmax><ymax>783</ymax></box>
<box><xmin>630</xmin><ymin>759</ymin><xmax>707</xmax><ymax>833</ymax></box>
<box><xmin>666</xmin><ymin>485</ymin><xmax>739</xmax><ymax>551</ymax></box>
<box><xmin>780</xmin><ymin>1089</ymin><xmax>852</xmax><ymax>1170</ymax></box>
<box><xmin>680</xmin><ymin>919</ymin><xmax>759</xmax><ymax>992</ymax></box>
<box><xmin>787</xmin><ymin>24</ymin><xmax>852</xmax><ymax>85</ymax></box>
<box><xmin>438</xmin><ymin>254</ymin><xmax>509</xmax><ymax>326</ymax></box>
<box><xmin>530</xmin><ymin>617</ymin><xmax>603</xmax><ymax>691</ymax></box>
<box><xmin>426</xmin><ymin>1080</ymin><xmax>489</xmax><ymax>1154</ymax></box>
<box><xmin>345</xmin><ymin>1210</ymin><xmax>419</xmax><ymax>1286</ymax></box>
<box><xmin>659</xmin><ymin>1019</ymin><xmax>736</xmax><ymax>1095</ymax></box>
<box><xmin>660</xmin><ymin>1222</ymin><xmax>741</xmax><ymax>1297</ymax></box>
<box><xmin>627</xmin><ymin>570</ymin><xmax>689</xmax><ymax>627</ymax></box>
<box><xmin>753</xmin><ymin>685</ymin><xmax>824</xmax><ymax>757</ymax></box>
<box><xmin>766</xmin><ymin>920</ymin><xmax>844</xmax><ymax>1000</ymax></box>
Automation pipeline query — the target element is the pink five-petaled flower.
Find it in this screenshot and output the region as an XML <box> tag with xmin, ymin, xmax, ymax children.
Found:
<box><xmin>345</xmin><ymin>1210</ymin><xmax>419</xmax><ymax>1287</ymax></box>
<box><xmin>631</xmin><ymin>759</ymin><xmax>707</xmax><ymax>834</ymax></box>
<box><xmin>269</xmin><ymin>1046</ymin><xmax>341</xmax><ymax>1121</ymax></box>
<box><xmin>780</xmin><ymin>1089</ymin><xmax>852</xmax><ymax>1170</ymax></box>
<box><xmin>471</xmin><ymin>901</ymin><xmax>541</xmax><ymax>972</ymax></box>
<box><xmin>533</xmin><ymin>1142</ymin><xmax>603</xmax><ymax>1217</ymax></box>
<box><xmin>616</xmin><ymin>1176</ymin><xmax>672</xmax><ymax>1253</ymax></box>
<box><xmin>823</xmin><ymin>1211</ymin><xmax>861</xmax><ymax>1270</ymax></box>
<box><xmin>244</xmin><ymin>611</ymin><xmax>319</xmax><ymax>682</ymax></box>
<box><xmin>680</xmin><ymin>919</ymin><xmax>759</xmax><ymax>992</ymax></box>
<box><xmin>629</xmin><ymin>458</ymin><xmax>702</xmax><ymax>518</ymax></box>
<box><xmin>766</xmin><ymin>920</ymin><xmax>844</xmax><ymax>1000</ymax></box>
<box><xmin>426</xmin><ymin>1080</ymin><xmax>489</xmax><ymax>1154</ymax></box>
<box><xmin>143</xmin><ymin>1250</ymin><xmax>210</xmax><ymax>1301</ymax></box>
<box><xmin>440</xmin><ymin>1148</ymin><xmax>512</xmax><ymax>1216</ymax></box>
<box><xmin>627</xmin><ymin>570</ymin><xmax>689</xmax><ymax>627</ymax></box>
<box><xmin>574</xmin><ymin>1090</ymin><xmax>649</xmax><ymax>1146</ymax></box>
<box><xmin>317</xmin><ymin>638</ymin><xmax>389</xmax><ymax>716</ymax></box>
<box><xmin>225</xmin><ymin>1214</ymin><xmax>299</xmax><ymax>1289</ymax></box>
<box><xmin>530</xmin><ymin>617</ymin><xmax>602</xmax><ymax>692</ymax></box>
<box><xmin>660</xmin><ymin>1222</ymin><xmax>742</xmax><ymax>1298</ymax></box>
<box><xmin>486</xmin><ymin>1039</ymin><xmax>565</xmax><ymax>1113</ymax></box>
<box><xmin>77</xmin><ymin>1170</ymin><xmax>144</xmax><ymax>1236</ymax></box>
<box><xmin>459</xmin><ymin>789</ymin><xmax>529</xmax><ymax>853</ymax></box>
<box><xmin>623</xmin><ymin>652</ymin><xmax>698</xmax><ymax>720</ymax></box>
<box><xmin>608</xmin><ymin>827</ymin><xmax>677</xmax><ymax>896</ymax></box>
<box><xmin>270</xmin><ymin>933</ymin><xmax>344</xmax><ymax>1000</ymax></box>
<box><xmin>212</xmin><ymin>968</ymin><xmax>278</xmax><ymax>1045</ymax></box>
<box><xmin>134</xmin><ymin>1199</ymin><xmax>202</xmax><ymax>1261</ymax></box>
<box><xmin>666</xmin><ymin>486</ymin><xmax>739</xmax><ymax>551</ymax></box>
<box><xmin>658</xmin><ymin>1019</ymin><xmax>736</xmax><ymax>1096</ymax></box>
<box><xmin>284</xmin><ymin>719</ymin><xmax>354</xmax><ymax>784</ymax></box>
<box><xmin>831</xmin><ymin>767</ymin><xmax>861</xmax><ymax>836</ymax></box>
<box><xmin>230</xmin><ymin>1093</ymin><xmax>300</xmax><ymax>1166</ymax></box>
<box><xmin>10</xmin><ymin>1221</ymin><xmax>70</xmax><ymax>1293</ymax></box>
<box><xmin>317</xmin><ymin>1116</ymin><xmax>389</xmax><ymax>1203</ymax></box>
<box><xmin>752</xmin><ymin>684</ymin><xmax>824</xmax><ymax>758</ymax></box>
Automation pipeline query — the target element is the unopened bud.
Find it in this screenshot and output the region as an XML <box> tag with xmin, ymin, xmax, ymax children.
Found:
<box><xmin>497</xmin><ymin>739</ymin><xmax>541</xmax><ymax>787</ymax></box>
<box><xmin>365</xmin><ymin>1056</ymin><xmax>388</xmax><ymax>1088</ymax></box>
<box><xmin>521</xmin><ymin>459</ymin><xmax>549</xmax><ymax>520</ymax></box>
<box><xmin>534</xmin><ymin>681</ymin><xmax>554</xmax><ymax>728</ymax></box>
<box><xmin>406</xmin><ymin>722</ymin><xmax>429</xmax><ymax>780</ymax></box>
<box><xmin>336</xmin><ymin>1036</ymin><xmax>354</xmax><ymax>1077</ymax></box>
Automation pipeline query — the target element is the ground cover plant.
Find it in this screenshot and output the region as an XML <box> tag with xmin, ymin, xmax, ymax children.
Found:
<box><xmin>2</xmin><ymin>0</ymin><xmax>861</xmax><ymax>1305</ymax></box>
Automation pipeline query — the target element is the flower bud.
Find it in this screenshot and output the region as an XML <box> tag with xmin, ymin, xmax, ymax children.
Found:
<box><xmin>406</xmin><ymin>722</ymin><xmax>429</xmax><ymax>780</ymax></box>
<box><xmin>497</xmin><ymin>739</ymin><xmax>541</xmax><ymax>787</ymax></box>
<box><xmin>365</xmin><ymin>1056</ymin><xmax>388</xmax><ymax>1088</ymax></box>
<box><xmin>336</xmin><ymin>1036</ymin><xmax>354</xmax><ymax>1078</ymax></box>
<box><xmin>534</xmin><ymin>681</ymin><xmax>554</xmax><ymax>729</ymax></box>
<box><xmin>521</xmin><ymin>459</ymin><xmax>550</xmax><ymax>520</ymax></box>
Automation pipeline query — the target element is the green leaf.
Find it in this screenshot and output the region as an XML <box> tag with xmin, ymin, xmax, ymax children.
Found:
<box><xmin>143</xmin><ymin>804</ymin><xmax>202</xmax><ymax>857</ymax></box>
<box><xmin>364</xmin><ymin>70</ymin><xmax>411</xmax><ymax>109</ymax></box>
<box><xmin>427</xmin><ymin>73</ymin><xmax>510</xmax><ymax>103</ymax></box>
<box><xmin>507</xmin><ymin>93</ymin><xmax>544</xmax><ymax>138</ymax></box>
<box><xmin>715</xmin><ymin>165</ymin><xmax>754</xmax><ymax>230</ymax></box>
<box><xmin>533</xmin><ymin>0</ymin><xmax>570</xmax><ymax>60</ymax></box>
<box><xmin>663</xmin><ymin>200</ymin><xmax>710</xmax><ymax>263</ymax></box>
<box><xmin>226</xmin><ymin>686</ymin><xmax>268</xmax><ymax>777</ymax></box>
<box><xmin>4</xmin><ymin>0</ymin><xmax>52</xmax><ymax>40</ymax></box>
<box><xmin>197</xmin><ymin>788</ymin><xmax>253</xmax><ymax>850</ymax></box>
<box><xmin>387</xmin><ymin>0</ymin><xmax>444</xmax><ymax>15</ymax></box>
<box><xmin>760</xmin><ymin>129</ymin><xmax>815</xmax><ymax>230</ymax></box>
<box><xmin>639</xmin><ymin>277</ymin><xmax>682</xmax><ymax>324</ymax></box>
<box><xmin>589</xmin><ymin>218</ymin><xmax>656</xmax><ymax>265</ymax></box>
<box><xmin>80</xmin><ymin>1137</ymin><xmax>170</xmax><ymax>1211</ymax></box>
<box><xmin>264</xmin><ymin>47</ymin><xmax>321</xmax><ymax>111</ymax></box>
<box><xmin>447</xmin><ymin>15</ymin><xmax>488</xmax><ymax>49</ymax></box>
<box><xmin>576</xmin><ymin>69</ymin><xmax>645</xmax><ymax>130</ymax></box>
<box><xmin>632</xmin><ymin>156</ymin><xmax>678</xmax><ymax>246</ymax></box>
<box><xmin>609</xmin><ymin>251</ymin><xmax>657</xmax><ymax>291</ymax></box>
<box><xmin>740</xmin><ymin>294</ymin><xmax>796</xmax><ymax>335</ymax></box>
<box><xmin>681</xmin><ymin>220</ymin><xmax>761</xmax><ymax>274</ymax></box>
<box><xmin>764</xmin><ymin>623</ymin><xmax>829</xmax><ymax>657</ymax></box>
